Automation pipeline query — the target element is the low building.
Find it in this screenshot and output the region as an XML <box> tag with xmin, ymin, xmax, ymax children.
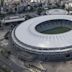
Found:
<box><xmin>46</xmin><ymin>9</ymin><xmax>68</xmax><ymax>15</ymax></box>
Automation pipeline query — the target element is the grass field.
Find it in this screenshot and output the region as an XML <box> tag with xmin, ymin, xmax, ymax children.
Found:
<box><xmin>41</xmin><ymin>27</ymin><xmax>71</xmax><ymax>34</ymax></box>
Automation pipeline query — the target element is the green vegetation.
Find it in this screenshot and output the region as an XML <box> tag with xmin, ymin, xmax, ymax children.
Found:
<box><xmin>0</xmin><ymin>0</ymin><xmax>4</xmax><ymax>6</ymax></box>
<box><xmin>0</xmin><ymin>13</ymin><xmax>6</xmax><ymax>19</ymax></box>
<box><xmin>36</xmin><ymin>7</ymin><xmax>44</xmax><ymax>15</ymax></box>
<box><xmin>0</xmin><ymin>66</ymin><xmax>10</xmax><ymax>72</ymax></box>
<box><xmin>41</xmin><ymin>27</ymin><xmax>71</xmax><ymax>34</ymax></box>
<box><xmin>0</xmin><ymin>49</ymin><xmax>11</xmax><ymax>58</ymax></box>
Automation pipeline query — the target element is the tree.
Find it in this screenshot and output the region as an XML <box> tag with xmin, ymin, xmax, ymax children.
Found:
<box><xmin>1</xmin><ymin>0</ymin><xmax>4</xmax><ymax>7</ymax></box>
<box><xmin>25</xmin><ymin>15</ymin><xmax>32</xmax><ymax>20</ymax></box>
<box><xmin>37</xmin><ymin>7</ymin><xmax>43</xmax><ymax>15</ymax></box>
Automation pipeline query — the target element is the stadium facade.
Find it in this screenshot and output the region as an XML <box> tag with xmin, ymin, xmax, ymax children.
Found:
<box><xmin>11</xmin><ymin>15</ymin><xmax>72</xmax><ymax>61</ymax></box>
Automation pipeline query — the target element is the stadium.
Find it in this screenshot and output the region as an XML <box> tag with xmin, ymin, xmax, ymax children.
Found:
<box><xmin>11</xmin><ymin>15</ymin><xmax>72</xmax><ymax>61</ymax></box>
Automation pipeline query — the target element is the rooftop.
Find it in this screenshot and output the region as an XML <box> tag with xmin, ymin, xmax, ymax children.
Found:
<box><xmin>12</xmin><ymin>15</ymin><xmax>72</xmax><ymax>53</ymax></box>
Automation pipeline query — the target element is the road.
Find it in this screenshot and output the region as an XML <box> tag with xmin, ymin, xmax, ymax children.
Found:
<box><xmin>0</xmin><ymin>54</ymin><xmax>25</xmax><ymax>72</ymax></box>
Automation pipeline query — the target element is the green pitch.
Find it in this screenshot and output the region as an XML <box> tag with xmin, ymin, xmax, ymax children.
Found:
<box><xmin>41</xmin><ymin>27</ymin><xmax>71</xmax><ymax>34</ymax></box>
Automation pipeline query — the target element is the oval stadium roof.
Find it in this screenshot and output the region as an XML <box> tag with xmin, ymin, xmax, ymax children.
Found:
<box><xmin>12</xmin><ymin>15</ymin><xmax>72</xmax><ymax>53</ymax></box>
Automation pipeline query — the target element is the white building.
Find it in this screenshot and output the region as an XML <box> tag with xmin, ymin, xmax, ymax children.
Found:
<box><xmin>46</xmin><ymin>9</ymin><xmax>68</xmax><ymax>15</ymax></box>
